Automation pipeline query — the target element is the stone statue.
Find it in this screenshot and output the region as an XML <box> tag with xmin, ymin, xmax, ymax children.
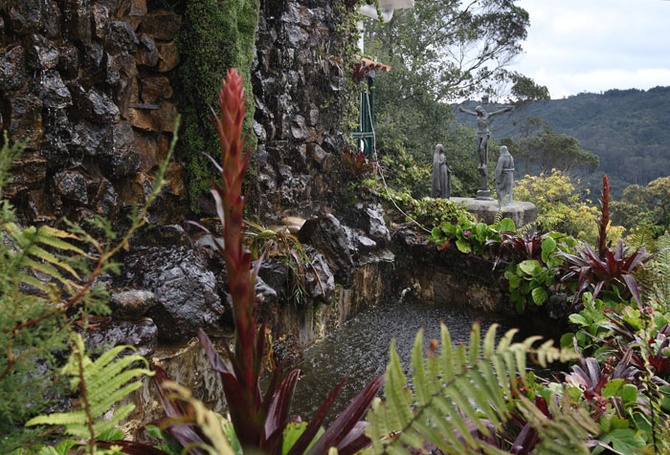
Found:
<box><xmin>495</xmin><ymin>145</ymin><xmax>514</xmax><ymax>207</ymax></box>
<box><xmin>458</xmin><ymin>104</ymin><xmax>512</xmax><ymax>197</ymax></box>
<box><xmin>431</xmin><ymin>144</ymin><xmax>451</xmax><ymax>199</ymax></box>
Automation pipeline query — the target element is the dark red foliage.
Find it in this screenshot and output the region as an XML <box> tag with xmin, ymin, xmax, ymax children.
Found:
<box><xmin>559</xmin><ymin>174</ymin><xmax>657</xmax><ymax>308</ymax></box>
<box><xmin>491</xmin><ymin>231</ymin><xmax>547</xmax><ymax>267</ymax></box>
<box><xmin>559</xmin><ymin>239</ymin><xmax>655</xmax><ymax>307</ymax></box>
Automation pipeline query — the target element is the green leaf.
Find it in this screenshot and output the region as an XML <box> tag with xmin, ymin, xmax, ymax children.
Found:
<box><xmin>620</xmin><ymin>384</ymin><xmax>637</xmax><ymax>404</ymax></box>
<box><xmin>568</xmin><ymin>313</ymin><xmax>588</xmax><ymax>326</ymax></box>
<box><xmin>598</xmin><ymin>428</ymin><xmax>646</xmax><ymax>453</ymax></box>
<box><xmin>283</xmin><ymin>421</ymin><xmax>308</xmax><ymax>454</ymax></box>
<box><xmin>541</xmin><ymin>236</ymin><xmax>557</xmax><ymax>262</ymax></box>
<box><xmin>507</xmin><ymin>273</ymin><xmax>521</xmax><ymax>289</ymax></box>
<box><xmin>518</xmin><ymin>259</ymin><xmax>541</xmax><ymax>275</ymax></box>
<box><xmin>498</xmin><ymin>218</ymin><xmax>516</xmax><ymax>232</ymax></box>
<box><xmin>531</xmin><ymin>287</ymin><xmax>548</xmax><ymax>305</ymax></box>
<box><xmin>601</xmin><ymin>379</ymin><xmax>625</xmax><ymax>398</ymax></box>
<box><xmin>455</xmin><ymin>239</ymin><xmax>471</xmax><ymax>254</ymax></box>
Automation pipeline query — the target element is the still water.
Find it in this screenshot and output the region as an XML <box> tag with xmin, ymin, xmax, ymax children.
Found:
<box><xmin>290</xmin><ymin>300</ymin><xmax>525</xmax><ymax>420</ymax></box>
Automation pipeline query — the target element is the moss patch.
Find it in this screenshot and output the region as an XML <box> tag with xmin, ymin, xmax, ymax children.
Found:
<box><xmin>177</xmin><ymin>0</ymin><xmax>260</xmax><ymax>212</ymax></box>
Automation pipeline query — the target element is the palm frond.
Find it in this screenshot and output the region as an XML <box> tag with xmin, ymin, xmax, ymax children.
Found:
<box><xmin>364</xmin><ymin>323</ymin><xmax>596</xmax><ymax>454</ymax></box>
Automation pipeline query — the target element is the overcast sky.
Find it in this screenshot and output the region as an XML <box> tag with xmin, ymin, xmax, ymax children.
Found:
<box><xmin>510</xmin><ymin>0</ymin><xmax>670</xmax><ymax>99</ymax></box>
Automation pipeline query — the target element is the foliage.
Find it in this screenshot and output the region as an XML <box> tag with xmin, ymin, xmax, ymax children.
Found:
<box><xmin>153</xmin><ymin>69</ymin><xmax>383</xmax><ymax>454</ymax></box>
<box><xmin>341</xmin><ymin>146</ymin><xmax>376</xmax><ymax>180</ymax></box>
<box><xmin>363</xmin><ymin>322</ymin><xmax>597</xmax><ymax>454</ymax></box>
<box><xmin>177</xmin><ymin>0</ymin><xmax>260</xmax><ymax>211</ymax></box>
<box><xmin>611</xmin><ymin>175</ymin><xmax>670</xmax><ymax>238</ymax></box>
<box><xmin>513</xmin><ymin>169</ymin><xmax>601</xmax><ymax>242</ymax></box>
<box><xmin>559</xmin><ymin>239</ymin><xmax>656</xmax><ymax>308</ymax></box>
<box><xmin>498</xmin><ymin>232</ymin><xmax>569</xmax><ymax>313</ymax></box>
<box><xmin>428</xmin><ymin>215</ymin><xmax>516</xmax><ymax>259</ymax></box>
<box><xmin>25</xmin><ymin>334</ymin><xmax>153</xmax><ymax>455</ymax></box>
<box><xmin>367</xmin><ymin>177</ymin><xmax>471</xmax><ymax>228</ymax></box>
<box><xmin>560</xmin><ymin>297</ymin><xmax>670</xmax><ymax>453</ymax></box>
<box><xmin>244</xmin><ymin>220</ymin><xmax>314</xmax><ymax>305</ymax></box>
<box><xmin>507</xmin><ymin>72</ymin><xmax>550</xmax><ymax>103</ymax></box>
<box><xmin>502</xmin><ymin>123</ymin><xmax>599</xmax><ymax>176</ymax></box>
<box><xmin>558</xmin><ymin>175</ymin><xmax>658</xmax><ymax>308</ymax></box>
<box><xmin>377</xmin><ymin>144</ymin><xmax>431</xmax><ymax>198</ymax></box>
<box><xmin>0</xmin><ymin>124</ymin><xmax>176</xmax><ymax>451</ymax></box>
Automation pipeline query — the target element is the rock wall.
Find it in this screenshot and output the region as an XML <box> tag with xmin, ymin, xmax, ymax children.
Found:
<box><xmin>1</xmin><ymin>0</ymin><xmax>511</xmax><ymax>352</ymax></box>
<box><xmin>0</xmin><ymin>0</ymin><xmax>186</xmax><ymax>226</ymax></box>
<box><xmin>252</xmin><ymin>0</ymin><xmax>355</xmax><ymax>222</ymax></box>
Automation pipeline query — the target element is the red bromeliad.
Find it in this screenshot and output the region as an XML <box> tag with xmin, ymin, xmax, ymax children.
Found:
<box><xmin>209</xmin><ymin>68</ymin><xmax>259</xmax><ymax>414</ymax></box>
<box><xmin>152</xmin><ymin>69</ymin><xmax>383</xmax><ymax>455</ymax></box>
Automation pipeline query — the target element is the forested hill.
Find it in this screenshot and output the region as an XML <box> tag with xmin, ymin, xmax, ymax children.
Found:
<box><xmin>488</xmin><ymin>86</ymin><xmax>670</xmax><ymax>195</ymax></box>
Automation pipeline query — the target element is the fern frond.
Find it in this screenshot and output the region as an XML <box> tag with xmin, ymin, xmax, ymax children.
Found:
<box><xmin>516</xmin><ymin>393</ymin><xmax>599</xmax><ymax>455</ymax></box>
<box><xmin>3</xmin><ymin>221</ymin><xmax>85</xmax><ymax>285</ymax></box>
<box><xmin>364</xmin><ymin>323</ymin><xmax>590</xmax><ymax>454</ymax></box>
<box><xmin>26</xmin><ymin>333</ymin><xmax>153</xmax><ymax>447</ymax></box>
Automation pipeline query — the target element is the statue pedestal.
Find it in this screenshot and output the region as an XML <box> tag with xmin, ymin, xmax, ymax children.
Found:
<box><xmin>450</xmin><ymin>197</ymin><xmax>538</xmax><ymax>229</ymax></box>
<box><xmin>476</xmin><ymin>189</ymin><xmax>493</xmax><ymax>200</ymax></box>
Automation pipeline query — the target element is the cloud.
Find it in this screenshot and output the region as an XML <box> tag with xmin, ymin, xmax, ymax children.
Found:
<box><xmin>512</xmin><ymin>0</ymin><xmax>670</xmax><ymax>98</ymax></box>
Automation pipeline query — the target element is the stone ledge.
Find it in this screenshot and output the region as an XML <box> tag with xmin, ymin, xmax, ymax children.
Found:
<box><xmin>450</xmin><ymin>197</ymin><xmax>538</xmax><ymax>228</ymax></box>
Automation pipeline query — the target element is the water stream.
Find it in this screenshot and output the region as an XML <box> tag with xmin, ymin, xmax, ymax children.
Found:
<box><xmin>289</xmin><ymin>300</ymin><xmax>526</xmax><ymax>420</ymax></box>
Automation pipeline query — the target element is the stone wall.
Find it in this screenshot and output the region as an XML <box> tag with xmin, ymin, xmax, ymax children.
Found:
<box><xmin>0</xmin><ymin>0</ymin><xmax>186</xmax><ymax>226</ymax></box>
<box><xmin>252</xmin><ymin>0</ymin><xmax>355</xmax><ymax>223</ymax></box>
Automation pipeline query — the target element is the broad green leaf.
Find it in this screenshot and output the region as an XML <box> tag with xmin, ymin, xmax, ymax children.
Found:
<box><xmin>620</xmin><ymin>384</ymin><xmax>637</xmax><ymax>404</ymax></box>
<box><xmin>601</xmin><ymin>379</ymin><xmax>625</xmax><ymax>398</ymax></box>
<box><xmin>283</xmin><ymin>421</ymin><xmax>309</xmax><ymax>454</ymax></box>
<box><xmin>498</xmin><ymin>218</ymin><xmax>515</xmax><ymax>232</ymax></box>
<box><xmin>518</xmin><ymin>259</ymin><xmax>541</xmax><ymax>275</ymax></box>
<box><xmin>541</xmin><ymin>236</ymin><xmax>557</xmax><ymax>262</ymax></box>
<box><xmin>598</xmin><ymin>428</ymin><xmax>645</xmax><ymax>453</ymax></box>
<box><xmin>455</xmin><ymin>239</ymin><xmax>471</xmax><ymax>254</ymax></box>
<box><xmin>531</xmin><ymin>286</ymin><xmax>548</xmax><ymax>305</ymax></box>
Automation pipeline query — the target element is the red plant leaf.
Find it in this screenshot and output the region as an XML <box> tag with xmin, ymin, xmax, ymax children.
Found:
<box><xmin>287</xmin><ymin>376</ymin><xmax>350</xmax><ymax>455</ymax></box>
<box><xmin>262</xmin><ymin>368</ymin><xmax>301</xmax><ymax>451</ymax></box>
<box><xmin>150</xmin><ymin>365</ymin><xmax>210</xmax><ymax>454</ymax></box>
<box><xmin>307</xmin><ymin>374</ymin><xmax>384</xmax><ymax>455</ymax></box>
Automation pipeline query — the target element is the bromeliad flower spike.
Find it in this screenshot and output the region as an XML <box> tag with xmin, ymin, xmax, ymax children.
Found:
<box><xmin>208</xmin><ymin>68</ymin><xmax>263</xmax><ymax>447</ymax></box>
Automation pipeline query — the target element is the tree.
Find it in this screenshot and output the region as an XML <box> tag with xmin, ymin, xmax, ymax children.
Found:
<box><xmin>503</xmin><ymin>122</ymin><xmax>600</xmax><ymax>176</ymax></box>
<box><xmin>364</xmin><ymin>0</ymin><xmax>530</xmax><ymax>103</ymax></box>
<box><xmin>364</xmin><ymin>0</ymin><xmax>531</xmax><ymax>196</ymax></box>
<box><xmin>508</xmin><ymin>72</ymin><xmax>550</xmax><ymax>103</ymax></box>
<box><xmin>514</xmin><ymin>169</ymin><xmax>600</xmax><ymax>242</ymax></box>
<box><xmin>611</xmin><ymin>176</ymin><xmax>670</xmax><ymax>238</ymax></box>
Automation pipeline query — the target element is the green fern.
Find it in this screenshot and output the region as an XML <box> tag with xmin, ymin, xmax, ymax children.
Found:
<box><xmin>26</xmin><ymin>333</ymin><xmax>153</xmax><ymax>452</ymax></box>
<box><xmin>363</xmin><ymin>323</ymin><xmax>598</xmax><ymax>454</ymax></box>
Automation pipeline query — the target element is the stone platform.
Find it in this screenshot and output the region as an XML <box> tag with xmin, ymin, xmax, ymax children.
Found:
<box><xmin>450</xmin><ymin>197</ymin><xmax>538</xmax><ymax>228</ymax></box>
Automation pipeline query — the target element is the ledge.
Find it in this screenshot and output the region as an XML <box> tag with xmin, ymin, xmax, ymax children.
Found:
<box><xmin>450</xmin><ymin>197</ymin><xmax>538</xmax><ymax>228</ymax></box>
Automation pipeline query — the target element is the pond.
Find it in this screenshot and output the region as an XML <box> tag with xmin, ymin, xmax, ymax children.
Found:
<box><xmin>289</xmin><ymin>299</ymin><xmax>533</xmax><ymax>421</ymax></box>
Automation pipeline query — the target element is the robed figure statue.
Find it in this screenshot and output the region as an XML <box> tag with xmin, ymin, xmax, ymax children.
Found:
<box><xmin>431</xmin><ymin>144</ymin><xmax>451</xmax><ymax>199</ymax></box>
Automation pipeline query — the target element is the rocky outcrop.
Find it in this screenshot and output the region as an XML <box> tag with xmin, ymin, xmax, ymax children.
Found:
<box><xmin>0</xmin><ymin>0</ymin><xmax>186</xmax><ymax>226</ymax></box>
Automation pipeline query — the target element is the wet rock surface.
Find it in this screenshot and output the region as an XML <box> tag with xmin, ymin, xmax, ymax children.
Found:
<box><xmin>1</xmin><ymin>1</ymin><xmax>186</xmax><ymax>226</ymax></box>
<box><xmin>116</xmin><ymin>243</ymin><xmax>227</xmax><ymax>342</ymax></box>
<box><xmin>82</xmin><ymin>317</ymin><xmax>158</xmax><ymax>358</ymax></box>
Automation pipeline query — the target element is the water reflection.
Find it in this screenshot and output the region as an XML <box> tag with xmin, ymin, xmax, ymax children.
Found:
<box><xmin>290</xmin><ymin>300</ymin><xmax>521</xmax><ymax>421</ymax></box>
